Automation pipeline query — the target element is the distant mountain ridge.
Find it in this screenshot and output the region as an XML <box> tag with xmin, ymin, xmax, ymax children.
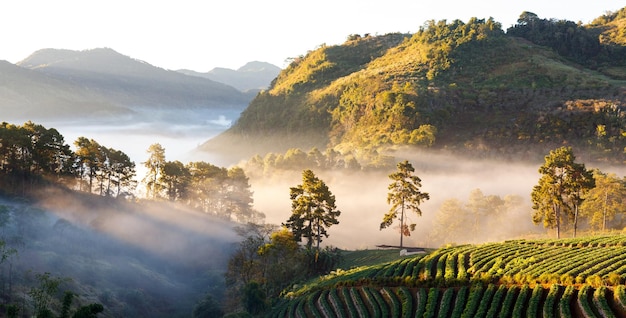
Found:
<box><xmin>2</xmin><ymin>48</ymin><xmax>278</xmax><ymax>124</ymax></box>
<box><xmin>177</xmin><ymin>61</ymin><xmax>281</xmax><ymax>92</ymax></box>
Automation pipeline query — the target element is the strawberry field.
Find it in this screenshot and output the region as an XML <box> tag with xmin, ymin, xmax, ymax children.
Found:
<box><xmin>270</xmin><ymin>235</ymin><xmax>626</xmax><ymax>317</ymax></box>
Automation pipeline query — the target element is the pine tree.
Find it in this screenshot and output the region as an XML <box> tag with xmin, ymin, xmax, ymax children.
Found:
<box><xmin>284</xmin><ymin>170</ymin><xmax>340</xmax><ymax>250</ymax></box>
<box><xmin>531</xmin><ymin>146</ymin><xmax>594</xmax><ymax>238</ymax></box>
<box><xmin>380</xmin><ymin>160</ymin><xmax>429</xmax><ymax>248</ymax></box>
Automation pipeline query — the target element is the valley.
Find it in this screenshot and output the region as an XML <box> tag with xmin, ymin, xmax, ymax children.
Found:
<box><xmin>1</xmin><ymin>6</ymin><xmax>626</xmax><ymax>317</ymax></box>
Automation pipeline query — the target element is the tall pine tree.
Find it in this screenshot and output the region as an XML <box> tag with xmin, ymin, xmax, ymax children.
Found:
<box><xmin>284</xmin><ymin>170</ymin><xmax>340</xmax><ymax>251</ymax></box>
<box><xmin>380</xmin><ymin>160</ymin><xmax>429</xmax><ymax>248</ymax></box>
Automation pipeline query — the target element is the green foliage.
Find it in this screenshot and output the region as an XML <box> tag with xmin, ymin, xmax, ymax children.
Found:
<box><xmin>423</xmin><ymin>287</ymin><xmax>440</xmax><ymax>318</ymax></box>
<box><xmin>75</xmin><ymin>137</ymin><xmax>136</xmax><ymax>196</ymax></box>
<box><xmin>580</xmin><ymin>170</ymin><xmax>626</xmax><ymax>231</ymax></box>
<box><xmin>264</xmin><ymin>217</ymin><xmax>626</xmax><ymax>317</ymax></box>
<box><xmin>397</xmin><ymin>286</ymin><xmax>413</xmax><ymax>318</ymax></box>
<box><xmin>475</xmin><ymin>284</ymin><xmax>497</xmax><ymax>317</ymax></box>
<box><xmin>242</xmin><ymin>282</ymin><xmax>266</xmax><ymax>315</ymax></box>
<box><xmin>25</xmin><ymin>272</ymin><xmax>103</xmax><ymax>318</ymax></box>
<box><xmin>461</xmin><ymin>284</ymin><xmax>484</xmax><ymax>318</ymax></box>
<box><xmin>414</xmin><ymin>288</ymin><xmax>428</xmax><ymax>318</ymax></box>
<box><xmin>60</xmin><ymin>291</ymin><xmax>74</xmax><ymax>318</ymax></box>
<box><xmin>28</xmin><ymin>272</ymin><xmax>66</xmax><ymax>317</ymax></box>
<box><xmin>578</xmin><ymin>285</ymin><xmax>596</xmax><ymax>317</ymax></box>
<box><xmin>507</xmin><ymin>12</ymin><xmax>601</xmax><ymax>65</ymax></box>
<box><xmin>303</xmin><ymin>247</ymin><xmax>342</xmax><ymax>276</ymax></box>
<box><xmin>526</xmin><ymin>283</ymin><xmax>544</xmax><ymax>317</ymax></box>
<box><xmin>212</xmin><ymin>10</ymin><xmax>626</xmax><ymax>165</ymax></box>
<box><xmin>531</xmin><ymin>146</ymin><xmax>595</xmax><ymax>238</ymax></box>
<box><xmin>140</xmin><ymin>148</ymin><xmax>261</xmax><ymax>222</ymax></box>
<box><xmin>451</xmin><ymin>285</ymin><xmax>469</xmax><ymax>318</ymax></box>
<box><xmin>380</xmin><ymin>160</ymin><xmax>429</xmax><ymax>247</ymax></box>
<box><xmin>285</xmin><ymin>170</ymin><xmax>340</xmax><ymax>250</ymax></box>
<box><xmin>558</xmin><ymin>285</ymin><xmax>575</xmax><ymax>317</ymax></box>
<box><xmin>5</xmin><ymin>304</ymin><xmax>19</xmax><ymax>318</ymax></box>
<box><xmin>432</xmin><ymin>189</ymin><xmax>526</xmax><ymax>245</ymax></box>
<box><xmin>71</xmin><ymin>304</ymin><xmax>104</xmax><ymax>318</ymax></box>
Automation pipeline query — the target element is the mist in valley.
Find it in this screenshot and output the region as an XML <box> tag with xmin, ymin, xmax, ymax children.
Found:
<box><xmin>0</xmin><ymin>187</ymin><xmax>240</xmax><ymax>317</ymax></box>
<box><xmin>1</xmin><ymin>109</ymin><xmax>244</xmax><ymax>317</ymax></box>
<box><xmin>250</xmin><ymin>150</ymin><xmax>547</xmax><ymax>250</ymax></box>
<box><xmin>7</xmin><ymin>108</ymin><xmax>626</xmax><ymax>316</ymax></box>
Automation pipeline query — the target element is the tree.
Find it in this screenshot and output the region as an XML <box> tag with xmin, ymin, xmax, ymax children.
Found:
<box><xmin>531</xmin><ymin>146</ymin><xmax>595</xmax><ymax>238</ymax></box>
<box><xmin>380</xmin><ymin>160</ymin><xmax>430</xmax><ymax>248</ymax></box>
<box><xmin>74</xmin><ymin>137</ymin><xmax>104</xmax><ymax>193</ymax></box>
<box><xmin>192</xmin><ymin>294</ymin><xmax>224</xmax><ymax>318</ymax></box>
<box><xmin>224</xmin><ymin>224</ymin><xmax>300</xmax><ymax>313</ymax></box>
<box><xmin>28</xmin><ymin>272</ymin><xmax>67</xmax><ymax>317</ymax></box>
<box><xmin>160</xmin><ymin>160</ymin><xmax>190</xmax><ymax>201</ymax></box>
<box><xmin>242</xmin><ymin>282</ymin><xmax>267</xmax><ymax>315</ymax></box>
<box><xmin>106</xmin><ymin>148</ymin><xmax>136</xmax><ymax>197</ymax></box>
<box><xmin>581</xmin><ymin>170</ymin><xmax>626</xmax><ymax>231</ymax></box>
<box><xmin>284</xmin><ymin>170</ymin><xmax>341</xmax><ymax>250</ymax></box>
<box><xmin>432</xmin><ymin>198</ymin><xmax>467</xmax><ymax>244</ymax></box>
<box><xmin>143</xmin><ymin>143</ymin><xmax>166</xmax><ymax>199</ymax></box>
<box><xmin>186</xmin><ymin>161</ymin><xmax>228</xmax><ymax>214</ymax></box>
<box><xmin>224</xmin><ymin>167</ymin><xmax>257</xmax><ymax>223</ymax></box>
<box><xmin>257</xmin><ymin>227</ymin><xmax>303</xmax><ymax>299</ymax></box>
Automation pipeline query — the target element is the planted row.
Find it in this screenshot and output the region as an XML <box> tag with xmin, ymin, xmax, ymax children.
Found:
<box><xmin>272</xmin><ymin>284</ymin><xmax>626</xmax><ymax>317</ymax></box>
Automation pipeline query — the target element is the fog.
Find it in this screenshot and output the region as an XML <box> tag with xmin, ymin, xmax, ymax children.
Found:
<box><xmin>9</xmin><ymin>108</ymin><xmax>626</xmax><ymax>315</ymax></box>
<box><xmin>15</xmin><ymin>108</ymin><xmax>240</xmax><ymax>190</ymax></box>
<box><xmin>19</xmin><ymin>105</ymin><xmax>626</xmax><ymax>250</ymax></box>
<box><xmin>0</xmin><ymin>187</ymin><xmax>240</xmax><ymax>317</ymax></box>
<box><xmin>251</xmin><ymin>151</ymin><xmax>547</xmax><ymax>249</ymax></box>
<box><xmin>12</xmin><ymin>108</ymin><xmax>626</xmax><ymax>251</ymax></box>
<box><xmin>249</xmin><ymin>150</ymin><xmax>626</xmax><ymax>249</ymax></box>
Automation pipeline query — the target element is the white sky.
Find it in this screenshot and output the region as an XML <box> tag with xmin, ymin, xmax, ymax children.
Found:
<box><xmin>1</xmin><ymin>0</ymin><xmax>623</xmax><ymax>71</ymax></box>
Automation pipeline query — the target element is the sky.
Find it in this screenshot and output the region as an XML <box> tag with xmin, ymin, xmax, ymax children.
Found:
<box><xmin>1</xmin><ymin>0</ymin><xmax>623</xmax><ymax>72</ymax></box>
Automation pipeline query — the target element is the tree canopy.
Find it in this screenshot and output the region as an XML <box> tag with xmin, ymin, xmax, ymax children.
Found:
<box><xmin>531</xmin><ymin>146</ymin><xmax>595</xmax><ymax>238</ymax></box>
<box><xmin>284</xmin><ymin>169</ymin><xmax>341</xmax><ymax>250</ymax></box>
<box><xmin>380</xmin><ymin>160</ymin><xmax>430</xmax><ymax>248</ymax></box>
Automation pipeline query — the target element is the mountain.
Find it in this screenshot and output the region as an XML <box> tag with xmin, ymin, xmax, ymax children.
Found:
<box><xmin>200</xmin><ymin>8</ymin><xmax>626</xmax><ymax>164</ymax></box>
<box><xmin>177</xmin><ymin>61</ymin><xmax>281</xmax><ymax>92</ymax></box>
<box><xmin>4</xmin><ymin>48</ymin><xmax>252</xmax><ymax>123</ymax></box>
<box><xmin>0</xmin><ymin>59</ymin><xmax>131</xmax><ymax>121</ymax></box>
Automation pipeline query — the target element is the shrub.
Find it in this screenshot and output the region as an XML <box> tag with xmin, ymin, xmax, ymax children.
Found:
<box><xmin>606</xmin><ymin>272</ymin><xmax>621</xmax><ymax>286</ymax></box>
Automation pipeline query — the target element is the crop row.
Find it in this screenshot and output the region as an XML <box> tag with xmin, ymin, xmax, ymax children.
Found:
<box><xmin>390</xmin><ymin>235</ymin><xmax>626</xmax><ymax>287</ymax></box>
<box><xmin>271</xmin><ymin>284</ymin><xmax>626</xmax><ymax>317</ymax></box>
<box><xmin>308</xmin><ymin>236</ymin><xmax>626</xmax><ymax>292</ymax></box>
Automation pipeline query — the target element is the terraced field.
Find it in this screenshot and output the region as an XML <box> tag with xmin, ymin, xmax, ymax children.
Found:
<box><xmin>270</xmin><ymin>235</ymin><xmax>626</xmax><ymax>317</ymax></box>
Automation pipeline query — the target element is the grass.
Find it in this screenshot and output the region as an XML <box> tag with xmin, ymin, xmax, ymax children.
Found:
<box><xmin>338</xmin><ymin>249</ymin><xmax>415</xmax><ymax>269</ymax></box>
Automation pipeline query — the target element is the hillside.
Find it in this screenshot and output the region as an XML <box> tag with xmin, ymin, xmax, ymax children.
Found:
<box><xmin>201</xmin><ymin>9</ymin><xmax>626</xmax><ymax>165</ymax></box>
<box><xmin>270</xmin><ymin>235</ymin><xmax>626</xmax><ymax>317</ymax></box>
<box><xmin>0</xmin><ymin>186</ymin><xmax>239</xmax><ymax>317</ymax></box>
<box><xmin>177</xmin><ymin>61</ymin><xmax>281</xmax><ymax>92</ymax></box>
<box><xmin>3</xmin><ymin>48</ymin><xmax>251</xmax><ymax>124</ymax></box>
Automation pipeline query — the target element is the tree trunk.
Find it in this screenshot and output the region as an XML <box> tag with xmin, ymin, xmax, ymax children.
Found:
<box><xmin>554</xmin><ymin>203</ymin><xmax>560</xmax><ymax>239</ymax></box>
<box><xmin>573</xmin><ymin>204</ymin><xmax>578</xmax><ymax>238</ymax></box>
<box><xmin>400</xmin><ymin>202</ymin><xmax>405</xmax><ymax>248</ymax></box>
<box><xmin>603</xmin><ymin>189</ymin><xmax>608</xmax><ymax>231</ymax></box>
<box><xmin>316</xmin><ymin>218</ymin><xmax>320</xmax><ymax>253</ymax></box>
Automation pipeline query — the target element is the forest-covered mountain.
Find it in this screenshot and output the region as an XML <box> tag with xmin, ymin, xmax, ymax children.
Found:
<box><xmin>177</xmin><ymin>61</ymin><xmax>281</xmax><ymax>93</ymax></box>
<box><xmin>202</xmin><ymin>8</ymin><xmax>626</xmax><ymax>164</ymax></box>
<box><xmin>2</xmin><ymin>48</ymin><xmax>254</xmax><ymax>123</ymax></box>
